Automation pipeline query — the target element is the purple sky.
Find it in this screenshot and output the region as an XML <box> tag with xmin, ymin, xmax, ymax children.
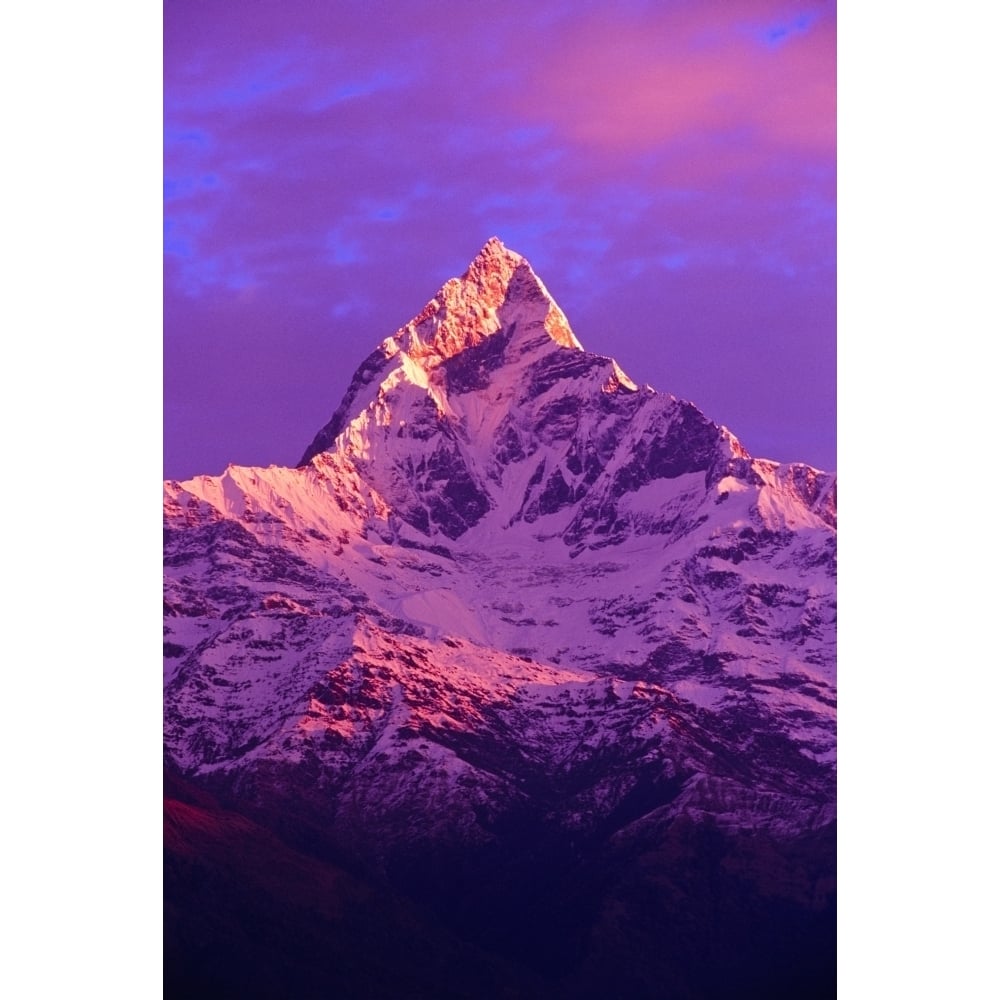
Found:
<box><xmin>164</xmin><ymin>0</ymin><xmax>835</xmax><ymax>481</ymax></box>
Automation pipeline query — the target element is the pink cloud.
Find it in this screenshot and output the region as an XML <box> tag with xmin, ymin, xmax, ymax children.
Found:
<box><xmin>516</xmin><ymin>2</ymin><xmax>835</xmax><ymax>162</ymax></box>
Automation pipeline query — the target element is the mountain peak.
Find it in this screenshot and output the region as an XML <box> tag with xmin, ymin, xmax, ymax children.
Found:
<box><xmin>298</xmin><ymin>240</ymin><xmax>582</xmax><ymax>465</ymax></box>
<box><xmin>391</xmin><ymin>237</ymin><xmax>582</xmax><ymax>363</ymax></box>
<box><xmin>473</xmin><ymin>234</ymin><xmax>523</xmax><ymax>268</ymax></box>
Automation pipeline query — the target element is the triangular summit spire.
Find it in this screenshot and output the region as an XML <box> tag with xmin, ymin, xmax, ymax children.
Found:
<box><xmin>298</xmin><ymin>240</ymin><xmax>582</xmax><ymax>465</ymax></box>
<box><xmin>470</xmin><ymin>235</ymin><xmax>524</xmax><ymax>270</ymax></box>
<box><xmin>395</xmin><ymin>237</ymin><xmax>582</xmax><ymax>360</ymax></box>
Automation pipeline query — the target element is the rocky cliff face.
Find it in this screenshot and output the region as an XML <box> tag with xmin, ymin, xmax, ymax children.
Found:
<box><xmin>164</xmin><ymin>238</ymin><xmax>836</xmax><ymax>998</ymax></box>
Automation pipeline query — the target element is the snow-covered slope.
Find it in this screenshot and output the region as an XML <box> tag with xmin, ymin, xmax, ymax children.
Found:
<box><xmin>164</xmin><ymin>237</ymin><xmax>836</xmax><ymax>994</ymax></box>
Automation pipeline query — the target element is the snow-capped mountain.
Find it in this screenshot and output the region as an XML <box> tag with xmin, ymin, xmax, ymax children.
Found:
<box><xmin>164</xmin><ymin>238</ymin><xmax>836</xmax><ymax>998</ymax></box>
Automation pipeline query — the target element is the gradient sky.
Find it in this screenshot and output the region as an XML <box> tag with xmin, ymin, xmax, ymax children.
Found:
<box><xmin>164</xmin><ymin>0</ymin><xmax>835</xmax><ymax>481</ymax></box>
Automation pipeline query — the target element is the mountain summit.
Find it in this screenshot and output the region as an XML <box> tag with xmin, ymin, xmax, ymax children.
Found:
<box><xmin>299</xmin><ymin>237</ymin><xmax>582</xmax><ymax>466</ymax></box>
<box><xmin>395</xmin><ymin>235</ymin><xmax>583</xmax><ymax>358</ymax></box>
<box><xmin>165</xmin><ymin>240</ymin><xmax>837</xmax><ymax>998</ymax></box>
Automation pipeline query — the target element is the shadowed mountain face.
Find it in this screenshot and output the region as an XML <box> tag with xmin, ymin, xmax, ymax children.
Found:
<box><xmin>164</xmin><ymin>769</ymin><xmax>552</xmax><ymax>1000</ymax></box>
<box><xmin>164</xmin><ymin>238</ymin><xmax>836</xmax><ymax>998</ymax></box>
